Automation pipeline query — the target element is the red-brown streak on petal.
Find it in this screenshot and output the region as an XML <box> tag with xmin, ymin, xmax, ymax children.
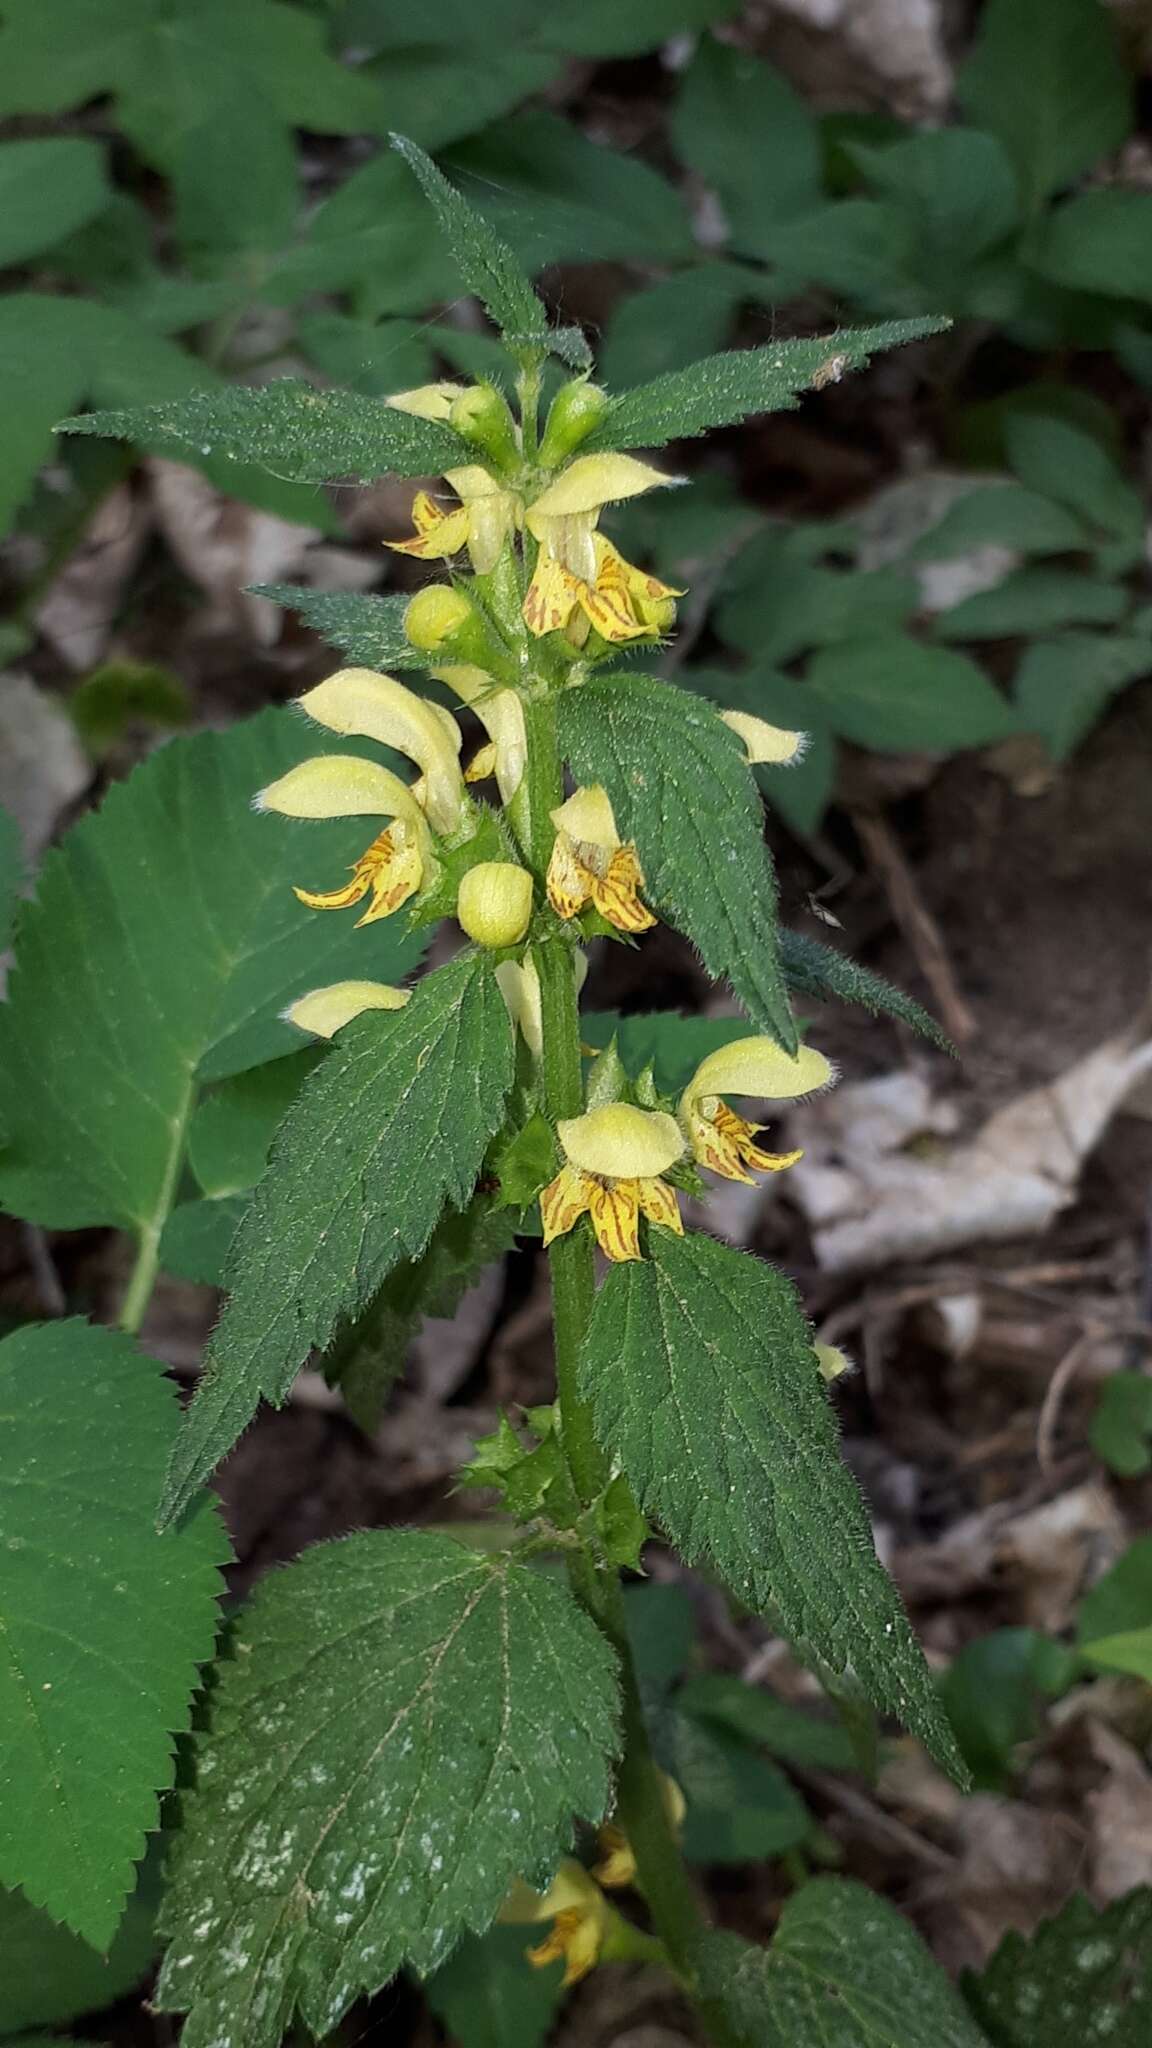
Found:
<box><xmin>588</xmin><ymin>1178</ymin><xmax>642</xmax><ymax>1261</ymax></box>
<box><xmin>636</xmin><ymin>1176</ymin><xmax>684</xmax><ymax>1235</ymax></box>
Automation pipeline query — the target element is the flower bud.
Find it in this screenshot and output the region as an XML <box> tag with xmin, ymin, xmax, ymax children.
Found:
<box><xmin>405</xmin><ymin>585</ymin><xmax>513</xmax><ymax>682</ymax></box>
<box><xmin>449</xmin><ymin>384</ymin><xmax>520</xmax><ymax>473</ymax></box>
<box><xmin>537</xmin><ymin>380</ymin><xmax>609</xmax><ymax>468</ymax></box>
<box><xmin>457</xmin><ymin>862</ymin><xmax>533</xmax><ymax>947</ymax></box>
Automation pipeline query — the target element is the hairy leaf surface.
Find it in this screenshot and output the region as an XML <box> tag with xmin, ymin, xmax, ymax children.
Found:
<box><xmin>0</xmin><ymin>1322</ymin><xmax>226</xmax><ymax>1946</ymax></box>
<box><xmin>694</xmin><ymin>1878</ymin><xmax>986</xmax><ymax>2045</ymax></box>
<box><xmin>60</xmin><ymin>379</ymin><xmax>468</xmax><ymax>480</ymax></box>
<box><xmin>0</xmin><ymin>711</ymin><xmax>424</xmax><ymax>1232</ymax></box>
<box><xmin>251</xmin><ymin>583</ymin><xmax>426</xmax><ymax>670</ymax></box>
<box><xmin>162</xmin><ymin>950</ymin><xmax>514</xmax><ymax>1522</ymax></box>
<box><xmin>581</xmin><ymin>1232</ymin><xmax>961</xmax><ymax>1774</ymax></box>
<box><xmin>779</xmin><ymin>928</ymin><xmax>954</xmax><ymax>1052</ymax></box>
<box><xmin>157</xmin><ymin>1531</ymin><xmax>619</xmax><ymax>2048</ymax></box>
<box><xmin>559</xmin><ymin>674</ymin><xmax>796</xmax><ymax>1051</ymax></box>
<box><xmin>391</xmin><ymin>134</ymin><xmax>549</xmax><ymax>347</ymax></box>
<box><xmin>964</xmin><ymin>1888</ymin><xmax>1152</xmax><ymax>2047</ymax></box>
<box><xmin>581</xmin><ymin>320</ymin><xmax>947</xmax><ymax>451</ymax></box>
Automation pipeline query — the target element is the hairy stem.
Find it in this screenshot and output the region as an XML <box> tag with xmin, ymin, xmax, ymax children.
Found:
<box><xmin>527</xmin><ymin>707</ymin><xmax>733</xmax><ymax>2040</ymax></box>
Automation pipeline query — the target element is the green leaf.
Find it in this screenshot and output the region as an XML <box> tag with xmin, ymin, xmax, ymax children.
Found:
<box><xmin>555</xmin><ymin>0</ymin><xmax>734</xmax><ymax>56</ymax></box>
<box><xmin>1090</xmin><ymin>1370</ymin><xmax>1152</xmax><ymax>1478</ymax></box>
<box><xmin>1014</xmin><ymin>631</ymin><xmax>1152</xmax><ymax>760</ymax></box>
<box><xmin>1077</xmin><ymin>1536</ymin><xmax>1152</xmax><ymax>1647</ymax></box>
<box><xmin>934</xmin><ymin>567</ymin><xmax>1129</xmax><ymax>640</ymax></box>
<box><xmin>159</xmin><ymin>1195</ymin><xmax>250</xmax><ymax>1288</ymax></box>
<box><xmin>685</xmin><ymin>663</ymin><xmax>837</xmax><ymax>837</ymax></box>
<box><xmin>1006</xmin><ymin>411</ymin><xmax>1144</xmax><ymax>559</ymax></box>
<box><xmin>938</xmin><ymin>1628</ymin><xmax>1076</xmax><ymax>1792</ymax></box>
<box><xmin>779</xmin><ymin>928</ymin><xmax>954</xmax><ymax>1052</ymax></box>
<box><xmin>0</xmin><ymin>1320</ymin><xmax>226</xmax><ymax>1946</ymax></box>
<box><xmin>60</xmin><ymin>380</ymin><xmax>468</xmax><ymax>482</ymax></box>
<box><xmin>600</xmin><ymin>267</ymin><xmax>749</xmax><ymax>392</ymax></box>
<box><xmin>957</xmin><ymin>0</ymin><xmax>1132</xmax><ymax>211</ymax></box>
<box><xmin>0</xmin><ymin>1876</ymin><xmax>156</xmax><ymax>2036</ymax></box>
<box><xmin>0</xmin><ymin>804</ymin><xmax>23</xmax><ymax>952</ymax></box>
<box><xmin>390</xmin><ymin>133</ymin><xmax>549</xmax><ymax>348</ymax></box>
<box><xmin>251</xmin><ymin>583</ymin><xmax>426</xmax><ymax>670</ymax></box>
<box><xmin>717</xmin><ymin>542</ymin><xmax>917</xmax><ymax>664</ymax></box>
<box><xmin>678</xmin><ymin>1673</ymin><xmax>858</xmax><ymax>1773</ymax></box>
<box><xmin>325</xmin><ymin>1196</ymin><xmax>520</xmax><ymax>1432</ymax></box>
<box><xmin>171</xmin><ymin>86</ymin><xmax>298</xmax><ymax>257</ymax></box>
<box><xmin>364</xmin><ymin>46</ymin><xmax>560</xmax><ymax>153</ymax></box>
<box><xmin>156</xmin><ymin>1530</ymin><xmax>619</xmax><ymax>2047</ymax></box>
<box><xmin>188</xmin><ymin>1051</ymin><xmax>324</xmax><ymax>1199</ymax></box>
<box><xmin>672</xmin><ymin>1716</ymin><xmax>812</xmax><ymax>1865</ymax></box>
<box><xmin>295</xmin><ymin>313</ymin><xmax>433</xmax><ymax>396</ymax></box>
<box><xmin>755</xmin><ymin>199</ymin><xmax>924</xmax><ymax>313</ymax></box>
<box><xmin>0</xmin><ymin>137</ymin><xmax>110</xmax><ymax>267</ymax></box>
<box><xmin>581</xmin><ymin>1011</ymin><xmax>757</xmax><ymax>1097</ymax></box>
<box><xmin>694</xmin><ymin>1878</ymin><xmax>987</xmax><ymax>2046</ymax></box>
<box><xmin>162</xmin><ymin>950</ymin><xmax>515</xmax><ymax>1524</ymax></box>
<box><xmin>849</xmin><ymin>128</ymin><xmax>1022</xmax><ymax>302</ymax></box>
<box><xmin>1033</xmin><ymin>190</ymin><xmax>1152</xmax><ymax>306</ymax></box>
<box><xmin>1080</xmin><ymin>1628</ymin><xmax>1152</xmax><ymax>1681</ymax></box>
<box><xmin>559</xmin><ymin>673</ymin><xmax>797</xmax><ymax>1052</ymax></box>
<box><xmin>68</xmin><ymin>660</ymin><xmax>192</xmax><ymax>756</ymax></box>
<box><xmin>964</xmin><ymin>1887</ymin><xmax>1152</xmax><ymax>2048</ymax></box>
<box><xmin>423</xmin><ymin>1924</ymin><xmax>564</xmax><ymax>2048</ymax></box>
<box><xmin>671</xmin><ymin>38</ymin><xmax>821</xmax><ymax>255</ymax></box>
<box><xmin>447</xmin><ymin>111</ymin><xmax>692</xmax><ymax>272</ymax></box>
<box><xmin>623</xmin><ymin>1581</ymin><xmax>697</xmax><ymax>1698</ymax></box>
<box><xmin>807</xmin><ymin>633</ymin><xmax>1018</xmax><ymax>752</ymax></box>
<box><xmin>580</xmin><ymin>1232</ymin><xmax>962</xmax><ymax>1776</ymax></box>
<box><xmin>0</xmin><ymin>712</ymin><xmax>425</xmax><ymax>1232</ymax></box>
<box><xmin>583</xmin><ymin>320</ymin><xmax>948</xmax><ymax>451</ymax></box>
<box><xmin>0</xmin><ymin>295</ymin><xmax>89</xmax><ymax>534</ymax></box>
<box><xmin>910</xmin><ymin>482</ymin><xmax>1094</xmax><ymax>560</ymax></box>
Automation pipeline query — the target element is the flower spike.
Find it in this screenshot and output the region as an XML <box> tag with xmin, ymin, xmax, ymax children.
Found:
<box><xmin>547</xmin><ymin>785</ymin><xmax>655</xmax><ymax>935</ymax></box>
<box><xmin>540</xmin><ymin>1103</ymin><xmax>685</xmax><ymax>1262</ymax></box>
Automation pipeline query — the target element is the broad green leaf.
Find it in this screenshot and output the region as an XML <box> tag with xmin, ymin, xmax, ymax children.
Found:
<box><xmin>964</xmin><ymin>1888</ymin><xmax>1152</xmax><ymax>2048</ymax></box>
<box><xmin>554</xmin><ymin>0</ymin><xmax>734</xmax><ymax>56</ymax></box>
<box><xmin>559</xmin><ymin>674</ymin><xmax>797</xmax><ymax>1052</ymax></box>
<box><xmin>0</xmin><ymin>712</ymin><xmax>425</xmax><ymax>1232</ymax></box>
<box><xmin>1014</xmin><ymin>631</ymin><xmax>1152</xmax><ymax>759</ymax></box>
<box><xmin>694</xmin><ymin>1878</ymin><xmax>987</xmax><ymax>2046</ymax></box>
<box><xmin>0</xmin><ymin>1878</ymin><xmax>155</xmax><ymax>2036</ymax></box>
<box><xmin>779</xmin><ymin>928</ymin><xmax>954</xmax><ymax>1052</ymax></box>
<box><xmin>581</xmin><ymin>1011</ymin><xmax>756</xmax><ymax>1096</ymax></box>
<box><xmin>600</xmin><ymin>267</ymin><xmax>749</xmax><ymax>392</ymax></box>
<box><xmin>580</xmin><ymin>1232</ymin><xmax>962</xmax><ymax>1776</ymax></box>
<box><xmin>848</xmin><ymin>128</ymin><xmax>1021</xmax><ymax>297</ymax></box>
<box><xmin>1080</xmin><ymin>1628</ymin><xmax>1152</xmax><ymax>1680</ymax></box>
<box><xmin>1077</xmin><ymin>1536</ymin><xmax>1152</xmax><ymax>1646</ymax></box>
<box><xmin>61</xmin><ymin>380</ymin><xmax>468</xmax><ymax>481</ymax></box>
<box><xmin>0</xmin><ymin>1321</ymin><xmax>226</xmax><ymax>1945</ymax></box>
<box><xmin>251</xmin><ymin>583</ymin><xmax>426</xmax><ymax>669</ymax></box>
<box><xmin>1005</xmin><ymin>412</ymin><xmax>1144</xmax><ymax>557</ymax></box>
<box><xmin>671</xmin><ymin>1716</ymin><xmax>811</xmax><ymax>1865</ymax></box>
<box><xmin>0</xmin><ymin>138</ymin><xmax>110</xmax><ymax>268</ymax></box>
<box><xmin>68</xmin><ymin>660</ymin><xmax>191</xmax><ymax>756</ymax></box>
<box><xmin>671</xmin><ymin>39</ymin><xmax>821</xmax><ymax>255</ymax></box>
<box><xmin>162</xmin><ymin>950</ymin><xmax>515</xmax><ymax>1523</ymax></box>
<box><xmin>448</xmin><ymin>111</ymin><xmax>693</xmax><ymax>271</ymax></box>
<box><xmin>1090</xmin><ymin>1370</ymin><xmax>1152</xmax><ymax>1478</ymax></box>
<box><xmin>0</xmin><ymin>295</ymin><xmax>89</xmax><ymax>533</ymax></box>
<box><xmin>423</xmin><ymin>1924</ymin><xmax>563</xmax><ymax>2048</ymax></box>
<box><xmin>684</xmin><ymin>662</ymin><xmax>836</xmax><ymax>837</ymax></box>
<box><xmin>188</xmin><ymin>1051</ymin><xmax>324</xmax><ymax>1198</ymax></box>
<box><xmin>391</xmin><ymin>133</ymin><xmax>549</xmax><ymax>347</ymax></box>
<box><xmin>171</xmin><ymin>86</ymin><xmax>298</xmax><ymax>257</ymax></box>
<box><xmin>159</xmin><ymin>1194</ymin><xmax>249</xmax><ymax>1288</ymax></box>
<box><xmin>755</xmin><ymin>199</ymin><xmax>923</xmax><ymax>313</ymax></box>
<box><xmin>295</xmin><ymin>313</ymin><xmax>433</xmax><ymax>396</ymax></box>
<box><xmin>1034</xmin><ymin>190</ymin><xmax>1152</xmax><ymax>306</ymax></box>
<box><xmin>678</xmin><ymin>1674</ymin><xmax>858</xmax><ymax>1773</ymax></box>
<box><xmin>958</xmin><ymin>0</ymin><xmax>1131</xmax><ymax>211</ymax></box>
<box><xmin>268</xmin><ymin>152</ymin><xmax>460</xmax><ymax>316</ymax></box>
<box><xmin>0</xmin><ymin>804</ymin><xmax>22</xmax><ymax>951</ymax></box>
<box><xmin>938</xmin><ymin>1628</ymin><xmax>1077</xmax><ymax>1792</ymax></box>
<box><xmin>934</xmin><ymin>567</ymin><xmax>1128</xmax><ymax>641</ymax></box>
<box><xmin>910</xmin><ymin>482</ymin><xmax>1094</xmax><ymax>560</ymax></box>
<box><xmin>716</xmin><ymin>540</ymin><xmax>917</xmax><ymax>663</ymax></box>
<box><xmin>582</xmin><ymin>320</ymin><xmax>947</xmax><ymax>452</ymax></box>
<box><xmin>806</xmin><ymin>634</ymin><xmax>1018</xmax><ymax>752</ymax></box>
<box><xmin>156</xmin><ymin>1530</ymin><xmax>619</xmax><ymax>2048</ymax></box>
<box><xmin>365</xmin><ymin>46</ymin><xmax>561</xmax><ymax>152</ymax></box>
<box><xmin>324</xmin><ymin>1196</ymin><xmax>521</xmax><ymax>1432</ymax></box>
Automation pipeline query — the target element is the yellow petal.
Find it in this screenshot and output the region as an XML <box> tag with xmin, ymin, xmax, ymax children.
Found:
<box><xmin>296</xmin><ymin>668</ymin><xmax>462</xmax><ymax>766</ymax></box>
<box><xmin>720</xmin><ymin>708</ymin><xmax>807</xmax><ymax>766</ymax></box>
<box><xmin>495</xmin><ymin>958</ymin><xmax>543</xmax><ymax>1059</ymax></box>
<box><xmin>385</xmin><ymin>381</ymin><xmax>465</xmax><ymax>420</ymax></box>
<box><xmin>499</xmin><ymin>1861</ymin><xmax>599</xmax><ymax>1927</ymax></box>
<box><xmin>587</xmin><ymin>1177</ymin><xmax>642</xmax><ymax>1261</ymax></box>
<box><xmin>386</xmin><ymin>494</ymin><xmax>471</xmax><ymax>558</ymax></box>
<box><xmin>523</xmin><ymin>548</ymin><xmax>580</xmax><ymax>637</ymax></box>
<box><xmin>558</xmin><ymin>1104</ymin><xmax>684</xmax><ymax>1180</ymax></box>
<box><xmin>444</xmin><ymin>463</ymin><xmax>513</xmax><ymax>504</ymax></box>
<box><xmin>686</xmin><ymin>1038</ymin><xmax>833</xmax><ymax>1109</ymax></box>
<box><xmin>467</xmin><ymin>492</ymin><xmax>517</xmax><ymax>574</ymax></box>
<box><xmin>283</xmin><ymin>980</ymin><xmax>410</xmax><ymax>1038</ymax></box>
<box><xmin>464</xmin><ymin>740</ymin><xmax>498</xmax><ymax>783</ymax></box>
<box><xmin>526</xmin><ymin>453</ymin><xmax>680</xmax><ymax>526</ymax></box>
<box><xmin>255</xmin><ymin>754</ymin><xmax>423</xmax><ymax>823</ymax></box>
<box><xmin>636</xmin><ymin>1175</ymin><xmax>683</xmax><ymax>1235</ymax></box>
<box><xmin>546</xmin><ymin>832</ymin><xmax>592</xmax><ymax>922</ymax></box>
<box><xmin>540</xmin><ymin>1162</ymin><xmax>592</xmax><ymax>1246</ymax></box>
<box><xmin>590</xmin><ymin>845</ymin><xmax>657</xmax><ymax>934</ymax></box>
<box><xmin>550</xmin><ymin>784</ymin><xmax>619</xmax><ymax>851</ymax></box>
<box><xmin>816</xmin><ymin>1342</ymin><xmax>854</xmax><ymax>1381</ymax></box>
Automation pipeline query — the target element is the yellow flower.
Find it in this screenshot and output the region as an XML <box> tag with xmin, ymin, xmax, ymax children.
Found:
<box><xmin>540</xmin><ymin>1103</ymin><xmax>685</xmax><ymax>1263</ymax></box>
<box><xmin>294</xmin><ymin>668</ymin><xmax>464</xmax><ymax>835</ymax></box>
<box><xmin>720</xmin><ymin>708</ymin><xmax>807</xmax><ymax>767</ymax></box>
<box><xmin>815</xmin><ymin>1342</ymin><xmax>854</xmax><ymax>1381</ymax></box>
<box><xmin>546</xmin><ymin>786</ymin><xmax>655</xmax><ymax>936</ymax></box>
<box><xmin>283</xmin><ymin>981</ymin><xmax>410</xmax><ymax>1038</ymax></box>
<box><xmin>680</xmin><ymin>1038</ymin><xmax>833</xmax><ymax>1184</ymax></box>
<box><xmin>496</xmin><ymin>951</ymin><xmax>586</xmax><ymax>1060</ymax></box>
<box><xmin>521</xmin><ymin>452</ymin><xmax>682</xmax><ymax>643</ymax></box>
<box><xmin>592</xmin><ymin>1776</ymin><xmax>686</xmax><ymax>1890</ymax></box>
<box><xmin>384</xmin><ymin>381</ymin><xmax>465</xmax><ymax>421</ymax></box>
<box><xmin>499</xmin><ymin>1862</ymin><xmax>610</xmax><ymax>1987</ymax></box>
<box><xmin>435</xmin><ymin>663</ymin><xmax>526</xmax><ymax>805</ymax></box>
<box><xmin>388</xmin><ymin>464</ymin><xmax>518</xmax><ymax>575</ymax></box>
<box><xmin>257</xmin><ymin>755</ymin><xmax>432</xmax><ymax>925</ymax></box>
